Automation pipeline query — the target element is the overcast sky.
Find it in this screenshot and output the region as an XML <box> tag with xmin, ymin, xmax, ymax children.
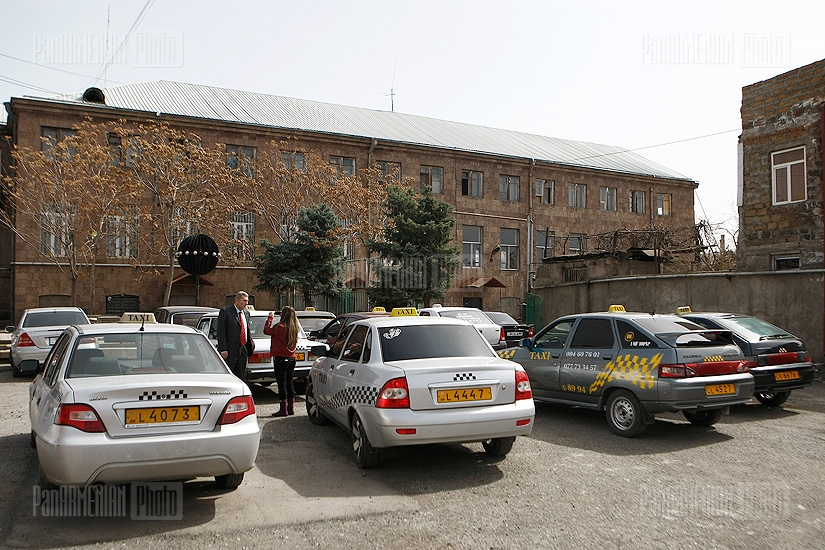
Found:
<box><xmin>2</xmin><ymin>0</ymin><xmax>823</xmax><ymax>246</ymax></box>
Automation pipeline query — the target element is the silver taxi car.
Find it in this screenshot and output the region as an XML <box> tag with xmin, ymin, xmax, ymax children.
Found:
<box><xmin>499</xmin><ymin>306</ymin><xmax>755</xmax><ymax>437</ymax></box>
<box><xmin>27</xmin><ymin>315</ymin><xmax>260</xmax><ymax>488</ymax></box>
<box><xmin>306</xmin><ymin>308</ymin><xmax>535</xmax><ymax>468</ymax></box>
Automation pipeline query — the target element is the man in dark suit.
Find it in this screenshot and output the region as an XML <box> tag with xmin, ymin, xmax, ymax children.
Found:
<box><xmin>217</xmin><ymin>291</ymin><xmax>255</xmax><ymax>380</ymax></box>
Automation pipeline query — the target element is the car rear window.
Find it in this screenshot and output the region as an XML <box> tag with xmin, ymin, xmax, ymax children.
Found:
<box><xmin>66</xmin><ymin>332</ymin><xmax>227</xmax><ymax>377</ymax></box>
<box><xmin>633</xmin><ymin>316</ymin><xmax>730</xmax><ymax>347</ymax></box>
<box><xmin>437</xmin><ymin>310</ymin><xmax>492</xmax><ymax>324</ymax></box>
<box><xmin>485</xmin><ymin>312</ymin><xmax>518</xmax><ymax>325</ymax></box>
<box><xmin>713</xmin><ymin>316</ymin><xmax>793</xmax><ymax>341</ymax></box>
<box><xmin>22</xmin><ymin>310</ymin><xmax>88</xmax><ymax>327</ymax></box>
<box><xmin>379</xmin><ymin>324</ymin><xmax>494</xmax><ymax>361</ymax></box>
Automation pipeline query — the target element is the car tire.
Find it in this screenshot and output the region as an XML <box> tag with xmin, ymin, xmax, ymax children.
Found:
<box><xmin>306</xmin><ymin>378</ymin><xmax>330</xmax><ymax>426</ymax></box>
<box><xmin>605</xmin><ymin>389</ymin><xmax>647</xmax><ymax>437</ymax></box>
<box><xmin>351</xmin><ymin>412</ymin><xmax>380</xmax><ymax>469</ymax></box>
<box><xmin>30</xmin><ymin>430</ymin><xmax>36</xmax><ymax>449</ymax></box>
<box><xmin>214</xmin><ymin>473</ymin><xmax>244</xmax><ymax>490</ymax></box>
<box><xmin>11</xmin><ymin>358</ymin><xmax>22</xmax><ymax>378</ymax></box>
<box><xmin>683</xmin><ymin>408</ymin><xmax>723</xmax><ymax>427</ymax></box>
<box><xmin>754</xmin><ymin>391</ymin><xmax>791</xmax><ymax>407</ymax></box>
<box><xmin>482</xmin><ymin>436</ymin><xmax>515</xmax><ymax>456</ymax></box>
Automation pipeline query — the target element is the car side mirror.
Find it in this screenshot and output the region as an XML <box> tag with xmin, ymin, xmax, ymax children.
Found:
<box><xmin>18</xmin><ymin>359</ymin><xmax>40</xmax><ymax>375</ymax></box>
<box><xmin>5</xmin><ymin>326</ymin><xmax>14</xmax><ymax>333</ymax></box>
<box><xmin>520</xmin><ymin>338</ymin><xmax>532</xmax><ymax>348</ymax></box>
<box><xmin>310</xmin><ymin>345</ymin><xmax>328</xmax><ymax>357</ymax></box>
<box><xmin>309</xmin><ymin>330</ymin><xmax>320</xmax><ymax>339</ymax></box>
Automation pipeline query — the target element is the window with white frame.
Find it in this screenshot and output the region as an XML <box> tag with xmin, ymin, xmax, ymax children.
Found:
<box><xmin>773</xmin><ymin>256</ymin><xmax>801</xmax><ymax>270</ymax></box>
<box><xmin>567</xmin><ymin>233</ymin><xmax>585</xmax><ymax>254</ymax></box>
<box><xmin>568</xmin><ymin>183</ymin><xmax>586</xmax><ymax>208</ymax></box>
<box><xmin>536</xmin><ymin>229</ymin><xmax>555</xmax><ymax>260</ymax></box>
<box><xmin>772</xmin><ymin>147</ymin><xmax>806</xmax><ymax>204</ymax></box>
<box><xmin>630</xmin><ymin>190</ymin><xmax>646</xmax><ymax>214</ymax></box>
<box><xmin>500</xmin><ymin>228</ymin><xmax>519</xmax><ymax>270</ymax></box>
<box><xmin>535</xmin><ymin>179</ymin><xmax>554</xmax><ymax>205</ymax></box>
<box><xmin>461</xmin><ymin>170</ymin><xmax>483</xmax><ymax>197</ymax></box>
<box><xmin>340</xmin><ymin>218</ymin><xmax>355</xmax><ymax>260</ymax></box>
<box><xmin>499</xmin><ymin>175</ymin><xmax>520</xmax><ymax>202</ymax></box>
<box><xmin>330</xmin><ymin>156</ymin><xmax>356</xmax><ymax>178</ymax></box>
<box><xmin>599</xmin><ymin>187</ymin><xmax>617</xmax><ymax>211</ymax></box>
<box><xmin>172</xmin><ymin>207</ymin><xmax>199</xmax><ymax>245</ymax></box>
<box><xmin>376</xmin><ymin>160</ymin><xmax>401</xmax><ymax>183</ymax></box>
<box><xmin>39</xmin><ymin>205</ymin><xmax>72</xmax><ymax>257</ymax></box>
<box><xmin>226</xmin><ymin>144</ymin><xmax>256</xmax><ymax>177</ymax></box>
<box><xmin>656</xmin><ymin>193</ymin><xmax>672</xmax><ymax>216</ymax></box>
<box><xmin>462</xmin><ymin>225</ymin><xmax>483</xmax><ymax>267</ymax></box>
<box><xmin>420</xmin><ymin>166</ymin><xmax>443</xmax><ymax>194</ymax></box>
<box><xmin>106</xmin><ymin>206</ymin><xmax>139</xmax><ymax>259</ymax></box>
<box><xmin>227</xmin><ymin>211</ymin><xmax>255</xmax><ymax>261</ymax></box>
<box><xmin>281</xmin><ymin>152</ymin><xmax>306</xmax><ymax>172</ymax></box>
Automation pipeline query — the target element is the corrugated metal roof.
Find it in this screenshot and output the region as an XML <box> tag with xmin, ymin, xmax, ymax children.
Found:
<box><xmin>47</xmin><ymin>80</ymin><xmax>692</xmax><ymax>181</ymax></box>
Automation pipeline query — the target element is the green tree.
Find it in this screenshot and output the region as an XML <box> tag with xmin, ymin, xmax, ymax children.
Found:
<box><xmin>256</xmin><ymin>203</ymin><xmax>346</xmax><ymax>305</ymax></box>
<box><xmin>366</xmin><ymin>186</ymin><xmax>459</xmax><ymax>308</ymax></box>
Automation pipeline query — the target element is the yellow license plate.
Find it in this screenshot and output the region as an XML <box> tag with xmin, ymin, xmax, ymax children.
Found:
<box><xmin>295</xmin><ymin>352</ymin><xmax>305</xmax><ymax>361</ymax></box>
<box><xmin>437</xmin><ymin>387</ymin><xmax>492</xmax><ymax>403</ymax></box>
<box><xmin>705</xmin><ymin>383</ymin><xmax>735</xmax><ymax>396</ymax></box>
<box><xmin>125</xmin><ymin>406</ymin><xmax>200</xmax><ymax>425</ymax></box>
<box><xmin>775</xmin><ymin>370</ymin><xmax>800</xmax><ymax>381</ymax></box>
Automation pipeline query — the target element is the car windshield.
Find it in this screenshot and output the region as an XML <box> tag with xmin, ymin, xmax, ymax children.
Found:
<box><xmin>249</xmin><ymin>316</ymin><xmax>307</xmax><ymax>340</ymax></box>
<box><xmin>485</xmin><ymin>312</ymin><xmax>518</xmax><ymax>325</ymax></box>
<box><xmin>714</xmin><ymin>316</ymin><xmax>794</xmax><ymax>341</ymax></box>
<box><xmin>171</xmin><ymin>312</ymin><xmax>210</xmax><ymax>327</ymax></box>
<box><xmin>379</xmin><ymin>324</ymin><xmax>494</xmax><ymax>361</ymax></box>
<box><xmin>436</xmin><ymin>310</ymin><xmax>493</xmax><ymax>324</ymax></box>
<box><xmin>66</xmin><ymin>332</ymin><xmax>227</xmax><ymax>377</ymax></box>
<box><xmin>298</xmin><ymin>316</ymin><xmax>335</xmax><ymax>333</ymax></box>
<box><xmin>22</xmin><ymin>310</ymin><xmax>88</xmax><ymax>327</ymax></box>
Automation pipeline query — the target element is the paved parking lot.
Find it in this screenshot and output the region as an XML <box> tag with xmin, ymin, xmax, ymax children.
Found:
<box><xmin>1</xmin><ymin>360</ymin><xmax>823</xmax><ymax>549</ymax></box>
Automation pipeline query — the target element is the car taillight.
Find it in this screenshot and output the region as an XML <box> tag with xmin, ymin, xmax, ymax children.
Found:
<box><xmin>515</xmin><ymin>370</ymin><xmax>532</xmax><ymax>400</ymax></box>
<box><xmin>499</xmin><ymin>327</ymin><xmax>506</xmax><ymax>343</ymax></box>
<box><xmin>659</xmin><ymin>364</ymin><xmax>695</xmax><ymax>378</ymax></box>
<box><xmin>56</xmin><ymin>404</ymin><xmax>105</xmax><ymax>433</ymax></box>
<box><xmin>16</xmin><ymin>333</ymin><xmax>35</xmax><ymax>347</ymax></box>
<box><xmin>218</xmin><ymin>396</ymin><xmax>256</xmax><ymax>424</ymax></box>
<box><xmin>527</xmin><ymin>327</ymin><xmax>534</xmax><ymax>338</ymax></box>
<box><xmin>660</xmin><ymin>361</ymin><xmax>748</xmax><ymax>378</ymax></box>
<box><xmin>248</xmin><ymin>352</ymin><xmax>271</xmax><ymax>364</ymax></box>
<box><xmin>757</xmin><ymin>351</ymin><xmax>808</xmax><ymax>366</ymax></box>
<box><xmin>376</xmin><ymin>377</ymin><xmax>409</xmax><ymax>408</ymax></box>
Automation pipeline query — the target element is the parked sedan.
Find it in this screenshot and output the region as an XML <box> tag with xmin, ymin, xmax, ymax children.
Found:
<box><xmin>677</xmin><ymin>308</ymin><xmax>816</xmax><ymax>406</ymax></box>
<box><xmin>26</xmin><ymin>321</ymin><xmax>260</xmax><ymax>488</ymax></box>
<box><xmin>153</xmin><ymin>305</ymin><xmax>219</xmax><ymax>327</ymax></box>
<box><xmin>499</xmin><ymin>305</ymin><xmax>754</xmax><ymax>437</ymax></box>
<box><xmin>306</xmin><ymin>309</ymin><xmax>535</xmax><ymax>468</ymax></box>
<box><xmin>484</xmin><ymin>311</ymin><xmax>533</xmax><ymax>348</ymax></box>
<box><xmin>295</xmin><ymin>308</ymin><xmax>336</xmax><ymax>334</ymax></box>
<box><xmin>6</xmin><ymin>307</ymin><xmax>90</xmax><ymax>377</ymax></box>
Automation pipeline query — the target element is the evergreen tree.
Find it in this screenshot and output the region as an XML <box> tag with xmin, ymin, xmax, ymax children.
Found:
<box><xmin>366</xmin><ymin>186</ymin><xmax>459</xmax><ymax>308</ymax></box>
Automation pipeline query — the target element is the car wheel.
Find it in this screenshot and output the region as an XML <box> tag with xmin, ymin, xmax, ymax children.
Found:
<box><xmin>214</xmin><ymin>473</ymin><xmax>244</xmax><ymax>490</ymax></box>
<box><xmin>482</xmin><ymin>436</ymin><xmax>515</xmax><ymax>456</ymax></box>
<box><xmin>11</xmin><ymin>358</ymin><xmax>22</xmax><ymax>378</ymax></box>
<box><xmin>306</xmin><ymin>378</ymin><xmax>330</xmax><ymax>426</ymax></box>
<box><xmin>351</xmin><ymin>412</ymin><xmax>380</xmax><ymax>469</ymax></box>
<box><xmin>30</xmin><ymin>430</ymin><xmax>36</xmax><ymax>449</ymax></box>
<box><xmin>605</xmin><ymin>389</ymin><xmax>647</xmax><ymax>437</ymax></box>
<box><xmin>683</xmin><ymin>408</ymin><xmax>723</xmax><ymax>427</ymax></box>
<box><xmin>754</xmin><ymin>391</ymin><xmax>791</xmax><ymax>407</ymax></box>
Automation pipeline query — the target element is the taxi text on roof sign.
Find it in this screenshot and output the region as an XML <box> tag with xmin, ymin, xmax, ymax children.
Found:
<box><xmin>675</xmin><ymin>306</ymin><xmax>692</xmax><ymax>314</ymax></box>
<box><xmin>372</xmin><ymin>307</ymin><xmax>387</xmax><ymax>313</ymax></box>
<box><xmin>119</xmin><ymin>312</ymin><xmax>157</xmax><ymax>323</ymax></box>
<box><xmin>390</xmin><ymin>307</ymin><xmax>418</xmax><ymax>316</ymax></box>
<box><xmin>608</xmin><ymin>305</ymin><xmax>626</xmax><ymax>313</ymax></box>
<box><xmin>304</xmin><ymin>307</ymin><xmax>316</xmax><ymax>311</ymax></box>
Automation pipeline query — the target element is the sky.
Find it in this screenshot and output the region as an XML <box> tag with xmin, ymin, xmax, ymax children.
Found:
<box><xmin>1</xmin><ymin>0</ymin><xmax>823</xmax><ymax>248</ymax></box>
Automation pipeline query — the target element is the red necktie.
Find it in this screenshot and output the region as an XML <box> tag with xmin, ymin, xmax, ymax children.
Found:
<box><xmin>239</xmin><ymin>311</ymin><xmax>247</xmax><ymax>346</ymax></box>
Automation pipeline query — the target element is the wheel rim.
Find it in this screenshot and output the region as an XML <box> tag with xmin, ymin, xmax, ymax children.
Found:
<box><xmin>611</xmin><ymin>397</ymin><xmax>635</xmax><ymax>430</ymax></box>
<box><xmin>306</xmin><ymin>382</ymin><xmax>318</xmax><ymax>417</ymax></box>
<box><xmin>351</xmin><ymin>416</ymin><xmax>365</xmax><ymax>460</ymax></box>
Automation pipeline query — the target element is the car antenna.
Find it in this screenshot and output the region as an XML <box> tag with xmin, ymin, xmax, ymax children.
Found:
<box><xmin>140</xmin><ymin>315</ymin><xmax>146</xmax><ymax>332</ymax></box>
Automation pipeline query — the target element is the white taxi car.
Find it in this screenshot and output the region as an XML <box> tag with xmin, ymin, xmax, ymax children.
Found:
<box><xmin>26</xmin><ymin>314</ymin><xmax>260</xmax><ymax>488</ymax></box>
<box><xmin>306</xmin><ymin>308</ymin><xmax>535</xmax><ymax>468</ymax></box>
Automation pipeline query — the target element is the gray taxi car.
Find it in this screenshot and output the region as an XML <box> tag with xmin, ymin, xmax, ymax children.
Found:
<box><xmin>498</xmin><ymin>306</ymin><xmax>755</xmax><ymax>437</ymax></box>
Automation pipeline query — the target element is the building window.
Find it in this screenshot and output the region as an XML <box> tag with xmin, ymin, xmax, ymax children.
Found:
<box><xmin>227</xmin><ymin>211</ymin><xmax>255</xmax><ymax>261</ymax></box>
<box><xmin>330</xmin><ymin>156</ymin><xmax>356</xmax><ymax>179</ymax></box>
<box><xmin>499</xmin><ymin>175</ymin><xmax>520</xmax><ymax>202</ymax></box>
<box><xmin>461</xmin><ymin>170</ymin><xmax>483</xmax><ymax>197</ymax></box>
<box><xmin>107</xmin><ymin>134</ymin><xmax>139</xmax><ymax>167</ymax></box>
<box><xmin>420</xmin><ymin>166</ymin><xmax>443</xmax><ymax>194</ymax></box>
<box><xmin>39</xmin><ymin>205</ymin><xmax>71</xmax><ymax>257</ymax></box>
<box><xmin>281</xmin><ymin>152</ymin><xmax>306</xmax><ymax>171</ymax></box>
<box><xmin>566</xmin><ymin>233</ymin><xmax>585</xmax><ymax>254</ymax></box>
<box><xmin>340</xmin><ymin>218</ymin><xmax>355</xmax><ymax>260</ymax></box>
<box><xmin>462</xmin><ymin>225</ymin><xmax>482</xmax><ymax>267</ymax></box>
<box><xmin>656</xmin><ymin>193</ymin><xmax>672</xmax><ymax>216</ymax></box>
<box><xmin>772</xmin><ymin>147</ymin><xmax>806</xmax><ymax>204</ymax></box>
<box><xmin>41</xmin><ymin>127</ymin><xmax>77</xmax><ymax>159</ymax></box>
<box><xmin>500</xmin><ymin>228</ymin><xmax>519</xmax><ymax>270</ymax></box>
<box><xmin>536</xmin><ymin>229</ymin><xmax>555</xmax><ymax>260</ymax></box>
<box><xmin>599</xmin><ymin>187</ymin><xmax>617</xmax><ymax>211</ymax></box>
<box><xmin>376</xmin><ymin>161</ymin><xmax>401</xmax><ymax>183</ymax></box>
<box><xmin>773</xmin><ymin>256</ymin><xmax>801</xmax><ymax>270</ymax></box>
<box><xmin>106</xmin><ymin>206</ymin><xmax>139</xmax><ymax>259</ymax></box>
<box><xmin>535</xmin><ymin>179</ymin><xmax>554</xmax><ymax>205</ymax></box>
<box><xmin>226</xmin><ymin>145</ymin><xmax>256</xmax><ymax>177</ymax></box>
<box><xmin>630</xmin><ymin>190</ymin><xmax>646</xmax><ymax>214</ymax></box>
<box><xmin>568</xmin><ymin>183</ymin><xmax>586</xmax><ymax>209</ymax></box>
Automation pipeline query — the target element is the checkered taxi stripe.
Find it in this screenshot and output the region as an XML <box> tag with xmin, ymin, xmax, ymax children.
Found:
<box><xmin>498</xmin><ymin>349</ymin><xmax>518</xmax><ymax>360</ymax></box>
<box><xmin>453</xmin><ymin>373</ymin><xmax>477</xmax><ymax>381</ymax></box>
<box><xmin>139</xmin><ymin>389</ymin><xmax>188</xmax><ymax>401</ymax></box>
<box><xmin>327</xmin><ymin>385</ymin><xmax>380</xmax><ymax>409</ymax></box>
<box><xmin>589</xmin><ymin>353</ymin><xmax>663</xmax><ymax>394</ymax></box>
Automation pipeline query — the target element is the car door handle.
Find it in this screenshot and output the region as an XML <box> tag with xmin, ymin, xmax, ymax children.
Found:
<box><xmin>551</xmin><ymin>353</ymin><xmax>560</xmax><ymax>359</ymax></box>
<box><xmin>603</xmin><ymin>354</ymin><xmax>613</xmax><ymax>360</ymax></box>
<box><xmin>36</xmin><ymin>397</ymin><xmax>41</xmax><ymax>406</ymax></box>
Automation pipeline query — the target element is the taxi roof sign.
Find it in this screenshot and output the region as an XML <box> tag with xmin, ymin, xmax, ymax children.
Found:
<box><xmin>390</xmin><ymin>307</ymin><xmax>418</xmax><ymax>316</ymax></box>
<box><xmin>607</xmin><ymin>305</ymin><xmax>626</xmax><ymax>313</ymax></box>
<box><xmin>119</xmin><ymin>312</ymin><xmax>157</xmax><ymax>324</ymax></box>
<box><xmin>304</xmin><ymin>306</ymin><xmax>316</xmax><ymax>311</ymax></box>
<box><xmin>675</xmin><ymin>306</ymin><xmax>692</xmax><ymax>314</ymax></box>
<box><xmin>371</xmin><ymin>306</ymin><xmax>387</xmax><ymax>313</ymax></box>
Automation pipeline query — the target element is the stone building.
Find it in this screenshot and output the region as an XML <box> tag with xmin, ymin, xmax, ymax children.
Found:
<box><xmin>738</xmin><ymin>58</ymin><xmax>825</xmax><ymax>271</ymax></box>
<box><xmin>0</xmin><ymin>81</ymin><xmax>697</xmax><ymax>323</ymax></box>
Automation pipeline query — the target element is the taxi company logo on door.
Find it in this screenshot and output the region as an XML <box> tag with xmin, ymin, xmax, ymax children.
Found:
<box><xmin>32</xmin><ymin>482</ymin><xmax>183</xmax><ymax>519</ymax></box>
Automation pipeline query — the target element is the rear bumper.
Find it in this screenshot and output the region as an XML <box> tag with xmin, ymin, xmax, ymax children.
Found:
<box><xmin>750</xmin><ymin>363</ymin><xmax>815</xmax><ymax>392</ymax></box>
<box><xmin>644</xmin><ymin>373</ymin><xmax>755</xmax><ymax>413</ymax></box>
